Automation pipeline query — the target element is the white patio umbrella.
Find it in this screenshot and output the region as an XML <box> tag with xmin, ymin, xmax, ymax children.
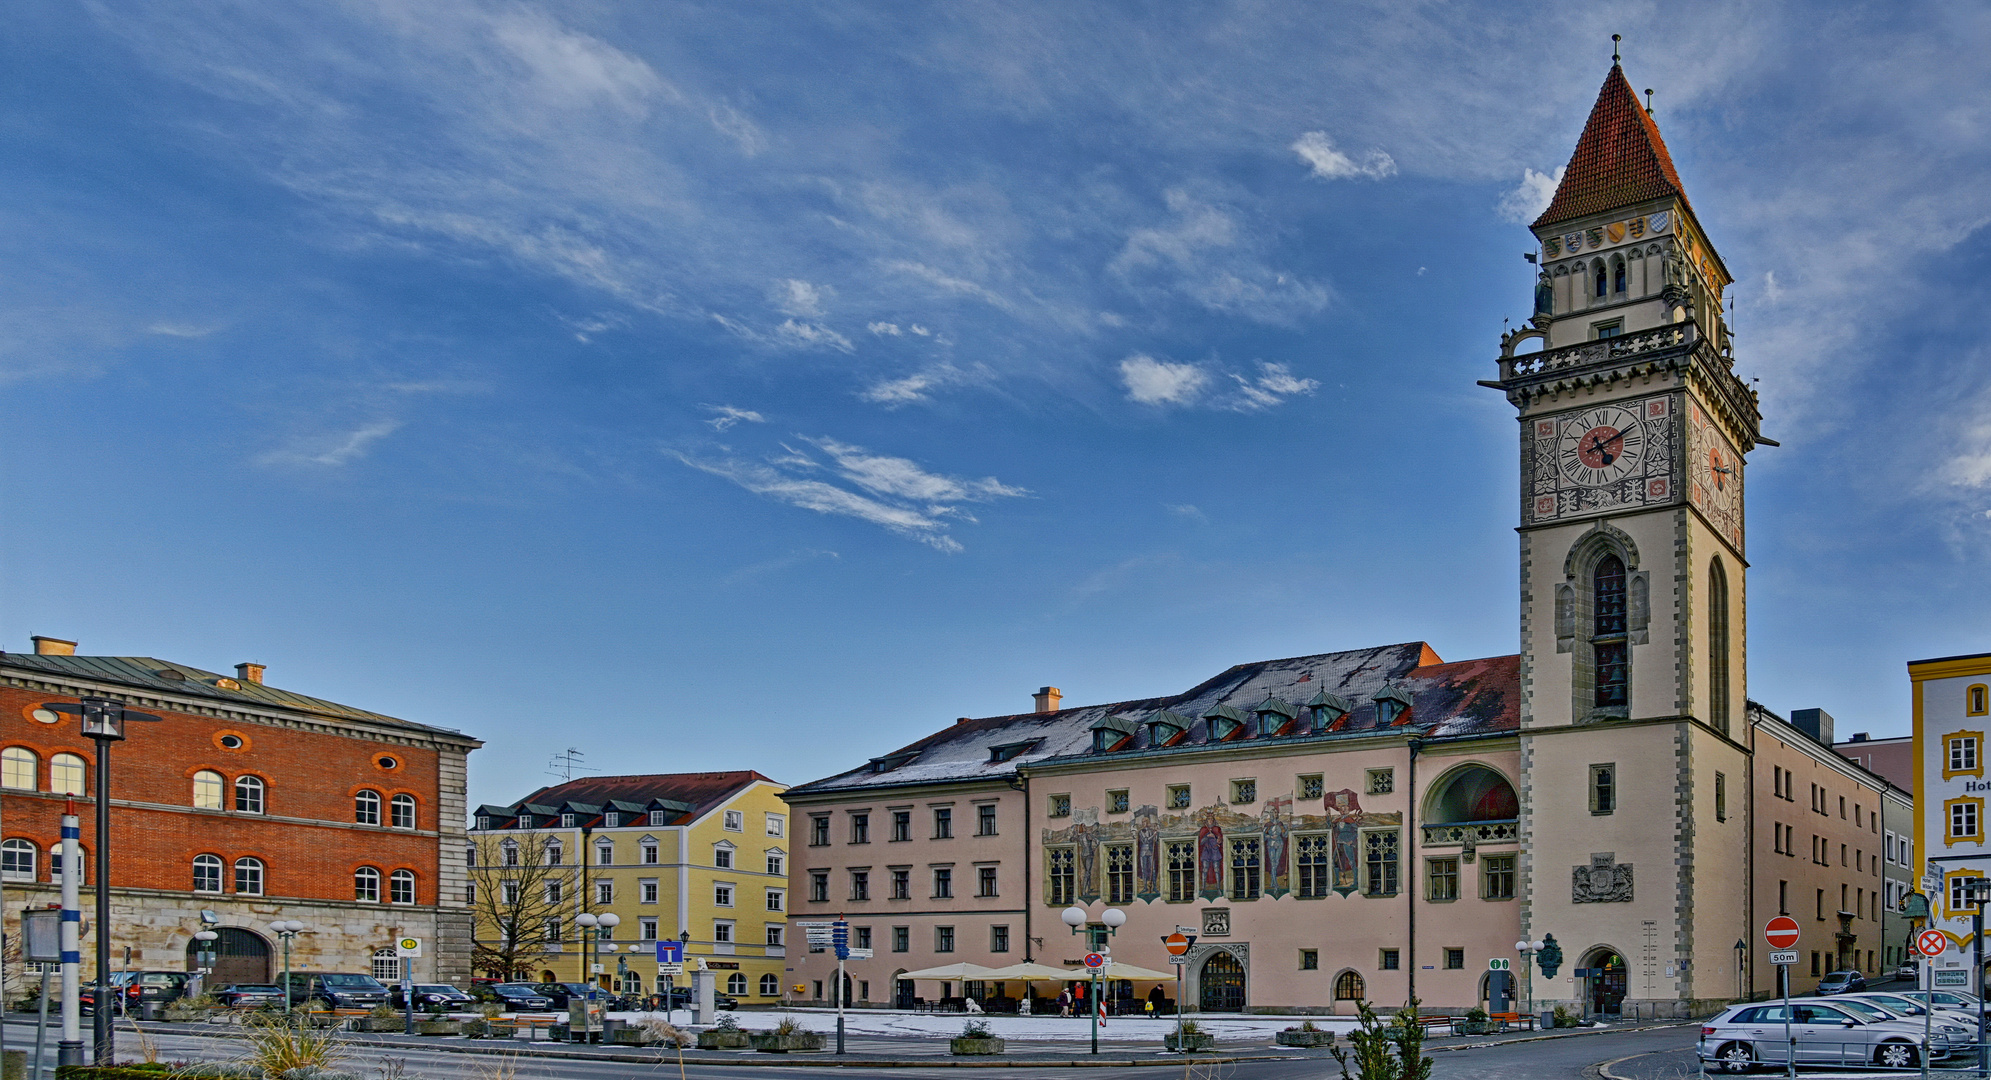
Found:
<box><xmin>895</xmin><ymin>962</ymin><xmax>1001</xmax><ymax>980</ymax></box>
<box><xmin>1097</xmin><ymin>960</ymin><xmax>1179</xmax><ymax>980</ymax></box>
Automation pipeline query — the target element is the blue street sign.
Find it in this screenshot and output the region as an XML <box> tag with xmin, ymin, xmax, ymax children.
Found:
<box><xmin>833</xmin><ymin>919</ymin><xmax>850</xmax><ymax>960</ymax></box>
<box><xmin>656</xmin><ymin>939</ymin><xmax>684</xmax><ymax>964</ymax></box>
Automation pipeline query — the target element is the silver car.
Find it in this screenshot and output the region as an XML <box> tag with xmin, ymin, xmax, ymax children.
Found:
<box><xmin>1699</xmin><ymin>999</ymin><xmax>1949</xmax><ymax>1072</ymax></box>
<box><xmin>1842</xmin><ymin>991</ymin><xmax>1980</xmax><ymax>1030</ymax></box>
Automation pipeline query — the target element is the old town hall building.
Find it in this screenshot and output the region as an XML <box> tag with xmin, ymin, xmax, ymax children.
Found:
<box><xmin>784</xmin><ymin>62</ymin><xmax>1910</xmax><ymax>1017</ymax></box>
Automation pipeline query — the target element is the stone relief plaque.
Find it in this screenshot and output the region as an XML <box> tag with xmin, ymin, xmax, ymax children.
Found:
<box><xmin>1201</xmin><ymin>908</ymin><xmax>1231</xmax><ymax>937</ymax></box>
<box><xmin>1571</xmin><ymin>852</ymin><xmax>1633</xmax><ymax>903</ymax></box>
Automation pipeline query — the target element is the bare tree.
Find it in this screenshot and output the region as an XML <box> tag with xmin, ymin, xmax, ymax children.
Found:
<box><xmin>468</xmin><ymin>833</ymin><xmax>570</xmax><ymax>980</ymax></box>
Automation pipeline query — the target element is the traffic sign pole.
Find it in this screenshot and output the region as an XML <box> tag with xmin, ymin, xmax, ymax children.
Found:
<box><xmin>1764</xmin><ymin>918</ymin><xmax>1800</xmax><ymax>1080</ymax></box>
<box><xmin>1162</xmin><ymin>932</ymin><xmax>1194</xmax><ymax>1053</ymax></box>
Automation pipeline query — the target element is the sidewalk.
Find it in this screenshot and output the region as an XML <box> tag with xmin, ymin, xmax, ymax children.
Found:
<box><xmin>4</xmin><ymin>1014</ymin><xmax>1698</xmax><ymax>1069</ymax></box>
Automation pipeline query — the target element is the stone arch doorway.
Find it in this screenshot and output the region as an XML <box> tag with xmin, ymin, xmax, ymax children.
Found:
<box><xmin>187</xmin><ymin>927</ymin><xmax>270</xmax><ymax>985</ymax></box>
<box><xmin>1198</xmin><ymin>951</ymin><xmax>1245</xmax><ymax>1012</ymax></box>
<box><xmin>1423</xmin><ymin>764</ymin><xmax>1519</xmax><ymax>825</ymax></box>
<box><xmin>1580</xmin><ymin>948</ymin><xmax>1627</xmax><ymax>1016</ymax></box>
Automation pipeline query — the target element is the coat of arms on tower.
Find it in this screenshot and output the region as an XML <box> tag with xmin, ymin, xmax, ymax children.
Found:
<box><xmin>1571</xmin><ymin>852</ymin><xmax>1633</xmax><ymax>903</ymax></box>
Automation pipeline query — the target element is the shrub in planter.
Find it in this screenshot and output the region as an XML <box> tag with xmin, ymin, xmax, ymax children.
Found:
<box><xmin>1275</xmin><ymin>1020</ymin><xmax>1335</xmax><ymax>1048</ymax></box>
<box><xmin>1552</xmin><ymin>1006</ymin><xmax>1579</xmax><ymax>1029</ymax></box>
<box><xmin>413</xmin><ymin>1019</ymin><xmax>463</xmax><ymax>1036</ymax></box>
<box><xmin>950</xmin><ymin>1019</ymin><xmax>1004</xmax><ymax>1056</ymax></box>
<box><xmin>749</xmin><ymin>1016</ymin><xmax>825</xmax><ymax>1053</ymax></box>
<box><xmin>1164</xmin><ymin>1019</ymin><xmax>1216</xmax><ymax>1052</ymax></box>
<box><xmin>695</xmin><ymin>1029</ymin><xmax>751</xmax><ymax>1050</ymax></box>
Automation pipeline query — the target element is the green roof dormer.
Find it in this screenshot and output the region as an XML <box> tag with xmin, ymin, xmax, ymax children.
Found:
<box><xmin>1144</xmin><ymin>710</ymin><xmax>1194</xmax><ymax>747</ymax></box>
<box><xmin>1372</xmin><ymin>684</ymin><xmax>1414</xmax><ymax>726</ymax></box>
<box><xmin>1203</xmin><ymin>704</ymin><xmax>1249</xmax><ymax>741</ymax></box>
<box><xmin>1252</xmin><ymin>696</ymin><xmax>1297</xmax><ymax>736</ymax></box>
<box><xmin>1089</xmin><ymin>714</ymin><xmax>1139</xmax><ymax>752</ymax></box>
<box><xmin>1306</xmin><ymin>690</ymin><xmax>1354</xmax><ymax>731</ymax></box>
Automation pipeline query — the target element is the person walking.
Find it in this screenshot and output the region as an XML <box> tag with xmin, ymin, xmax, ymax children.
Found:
<box><xmin>1057</xmin><ymin>987</ymin><xmax>1073</xmax><ymax>1018</ymax></box>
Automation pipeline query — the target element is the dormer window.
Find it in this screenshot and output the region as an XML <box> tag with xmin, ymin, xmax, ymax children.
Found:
<box><xmin>516</xmin><ymin>814</ymin><xmax>533</xmax><ymax>829</ymax></box>
<box><xmin>1088</xmin><ymin>715</ymin><xmax>1137</xmax><ymax>753</ymax></box>
<box><xmin>561</xmin><ymin>813</ymin><xmax>577</xmax><ymax>828</ymax></box>
<box><xmin>1252</xmin><ymin>697</ymin><xmax>1297</xmax><ymax>737</ymax></box>
<box><xmin>869</xmin><ymin>751</ymin><xmax>919</xmax><ymax>774</ymax></box>
<box><xmin>987</xmin><ymin>740</ymin><xmax>1040</xmax><ymax>764</ymax></box>
<box><xmin>603</xmin><ymin>812</ymin><xmax>619</xmax><ymax>828</ymax></box>
<box><xmin>1372</xmin><ymin>684</ymin><xmax>1414</xmax><ymax>726</ymax></box>
<box><xmin>1203</xmin><ymin>705</ymin><xmax>1248</xmax><ymax>741</ymax></box>
<box><xmin>648</xmin><ymin>810</ymin><xmax>668</xmax><ymax>826</ymax></box>
<box><xmin>1306</xmin><ymin>691</ymin><xmax>1352</xmax><ymax>732</ymax></box>
<box><xmin>476</xmin><ymin>815</ymin><xmax>491</xmax><ymax>831</ymax></box>
<box><xmin>1145</xmin><ymin>710</ymin><xmax>1192</xmax><ymax>747</ymax></box>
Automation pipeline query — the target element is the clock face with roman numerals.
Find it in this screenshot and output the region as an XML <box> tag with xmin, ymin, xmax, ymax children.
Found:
<box><xmin>1524</xmin><ymin>395</ymin><xmax>1679</xmax><ymax>526</ymax></box>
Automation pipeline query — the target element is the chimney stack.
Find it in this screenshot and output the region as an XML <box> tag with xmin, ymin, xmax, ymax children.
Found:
<box><xmin>1033</xmin><ymin>686</ymin><xmax>1062</xmax><ymax>714</ymax></box>
<box><xmin>31</xmin><ymin>636</ymin><xmax>77</xmax><ymax>656</ymax></box>
<box><xmin>235</xmin><ymin>663</ymin><xmax>266</xmax><ymax>685</ymax></box>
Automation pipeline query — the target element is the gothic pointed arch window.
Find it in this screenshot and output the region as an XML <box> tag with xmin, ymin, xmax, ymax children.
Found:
<box><xmin>1613</xmin><ymin>256</ymin><xmax>1627</xmax><ymax>294</ymax></box>
<box><xmin>1594</xmin><ymin>261</ymin><xmax>1608</xmax><ymax>298</ymax></box>
<box><xmin>1593</xmin><ymin>554</ymin><xmax>1629</xmax><ymax>708</ymax></box>
<box><xmin>1708</xmin><ymin>558</ymin><xmax>1731</xmax><ymax>734</ymax></box>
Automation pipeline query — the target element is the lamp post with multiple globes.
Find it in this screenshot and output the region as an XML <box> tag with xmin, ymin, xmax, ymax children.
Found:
<box><xmin>1514</xmin><ymin>939</ymin><xmax>1546</xmax><ymax>1017</ymax></box>
<box><xmin>1062</xmin><ymin>905</ymin><xmax>1126</xmax><ymax>1056</ymax></box>
<box><xmin>271</xmin><ymin>921</ymin><xmax>309</xmax><ymax>1017</ymax></box>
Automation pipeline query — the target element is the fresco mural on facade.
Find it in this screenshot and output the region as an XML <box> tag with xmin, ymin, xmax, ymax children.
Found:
<box><xmin>1042</xmin><ymin>791</ymin><xmax>1401</xmax><ymax>903</ymax></box>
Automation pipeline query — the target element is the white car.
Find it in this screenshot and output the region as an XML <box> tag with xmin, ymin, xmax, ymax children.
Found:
<box><xmin>1697</xmin><ymin>999</ymin><xmax>1956</xmax><ymax>1072</ymax></box>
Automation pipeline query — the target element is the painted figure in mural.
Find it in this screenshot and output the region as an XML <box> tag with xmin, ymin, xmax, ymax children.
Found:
<box><xmin>1074</xmin><ymin>816</ymin><xmax>1099</xmax><ymax>897</ymax></box>
<box><xmin>1260</xmin><ymin>796</ymin><xmax>1290</xmax><ymax>895</ymax></box>
<box><xmin>1134</xmin><ymin>807</ymin><xmax>1161</xmax><ymax>896</ymax></box>
<box><xmin>1325</xmin><ymin>789</ymin><xmax>1362</xmax><ymax>894</ymax></box>
<box><xmin>1196</xmin><ymin>807</ymin><xmax>1225</xmax><ymax>895</ymax></box>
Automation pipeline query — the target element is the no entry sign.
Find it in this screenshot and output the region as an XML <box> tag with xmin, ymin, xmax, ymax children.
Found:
<box><xmin>1918</xmin><ymin>929</ymin><xmax>1949</xmax><ymax>958</ymax></box>
<box><xmin>1763</xmin><ymin>916</ymin><xmax>1801</xmax><ymax>951</ymax></box>
<box><xmin>1164</xmin><ymin>933</ymin><xmax>1193</xmax><ymax>956</ymax></box>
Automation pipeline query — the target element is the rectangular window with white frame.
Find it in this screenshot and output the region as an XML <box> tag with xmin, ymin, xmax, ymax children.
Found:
<box><xmin>713</xmin><ymin>920</ymin><xmax>733</xmax><ymax>943</ymax></box>
<box><xmin>640</xmin><ymin>878</ymin><xmax>658</xmax><ymax>904</ymax></box>
<box><xmin>639</xmin><ymin>918</ymin><xmax>658</xmax><ymax>941</ymax></box>
<box><xmin>714</xmin><ymin>882</ymin><xmax>735</xmax><ymax>907</ymax></box>
<box><xmin>724</xmin><ymin>810</ymin><xmax>744</xmax><ymax>831</ymax></box>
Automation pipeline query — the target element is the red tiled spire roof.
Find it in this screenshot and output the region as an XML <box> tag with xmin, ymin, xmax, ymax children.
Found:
<box><xmin>1533</xmin><ymin>65</ymin><xmax>1692</xmax><ymax>230</ymax></box>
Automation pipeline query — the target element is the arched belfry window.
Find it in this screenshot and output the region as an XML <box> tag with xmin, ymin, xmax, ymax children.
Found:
<box><xmin>1708</xmin><ymin>558</ymin><xmax>1731</xmax><ymax>734</ymax></box>
<box><xmin>1613</xmin><ymin>257</ymin><xmax>1627</xmax><ymax>294</ymax></box>
<box><xmin>1594</xmin><ymin>262</ymin><xmax>1608</xmax><ymax>299</ymax></box>
<box><xmin>1593</xmin><ymin>555</ymin><xmax>1629</xmax><ymax>708</ymax></box>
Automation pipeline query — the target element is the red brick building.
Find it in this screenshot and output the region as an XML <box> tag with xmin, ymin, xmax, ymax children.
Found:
<box><xmin>1</xmin><ymin>637</ymin><xmax>480</xmax><ymax>985</ymax></box>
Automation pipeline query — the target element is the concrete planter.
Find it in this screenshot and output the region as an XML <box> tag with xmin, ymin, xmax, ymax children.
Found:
<box><xmin>351</xmin><ymin>1018</ymin><xmax>404</xmax><ymax>1033</ymax></box>
<box><xmin>483</xmin><ymin>1023</ymin><xmax>517</xmax><ymax>1039</ymax></box>
<box><xmin>414</xmin><ymin>1020</ymin><xmax>463</xmax><ymax>1036</ymax></box>
<box><xmin>1456</xmin><ymin>1021</ymin><xmax>1492</xmax><ymax>1036</ymax></box>
<box><xmin>749</xmin><ymin>1033</ymin><xmax>826</xmax><ymax>1053</ymax></box>
<box><xmin>1274</xmin><ymin>1030</ymin><xmax>1335</xmax><ymax>1048</ymax></box>
<box><xmin>1164</xmin><ymin>1033</ymin><xmax>1216</xmax><ymax>1052</ymax></box>
<box><xmin>606</xmin><ymin>1028</ymin><xmax>657</xmax><ymax>1046</ymax></box>
<box><xmin>696</xmin><ymin>1031</ymin><xmax>752</xmax><ymax>1049</ymax></box>
<box><xmin>949</xmin><ymin>1037</ymin><xmax>1005</xmax><ymax>1055</ymax></box>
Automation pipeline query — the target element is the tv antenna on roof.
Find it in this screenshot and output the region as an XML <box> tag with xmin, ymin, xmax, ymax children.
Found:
<box><xmin>547</xmin><ymin>747</ymin><xmax>597</xmax><ymax>783</ymax></box>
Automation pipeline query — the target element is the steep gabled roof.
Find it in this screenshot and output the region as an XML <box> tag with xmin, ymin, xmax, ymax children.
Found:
<box><xmin>502</xmin><ymin>771</ymin><xmax>777</xmax><ymax>826</ymax></box>
<box><xmin>1534</xmin><ymin>65</ymin><xmax>1693</xmax><ymax>230</ymax></box>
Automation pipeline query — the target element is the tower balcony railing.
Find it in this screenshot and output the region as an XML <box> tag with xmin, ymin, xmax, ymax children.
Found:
<box><xmin>1420</xmin><ymin>819</ymin><xmax>1519</xmax><ymax>846</ymax></box>
<box><xmin>1498</xmin><ymin>322</ymin><xmax>1695</xmax><ymax>382</ymax></box>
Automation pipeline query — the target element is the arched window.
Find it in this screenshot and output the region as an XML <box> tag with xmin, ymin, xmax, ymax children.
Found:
<box><xmin>759</xmin><ymin>973</ymin><xmax>780</xmax><ymax>996</ymax></box>
<box><xmin>1</xmin><ymin>839</ymin><xmax>37</xmax><ymax>881</ymax></box>
<box><xmin>355</xmin><ymin>790</ymin><xmax>381</xmax><ymax>826</ymax></box>
<box><xmin>1613</xmin><ymin>257</ymin><xmax>1627</xmax><ymax>293</ymax></box>
<box><xmin>726</xmin><ymin>972</ymin><xmax>748</xmax><ymax>995</ymax></box>
<box><xmin>193</xmin><ymin>854</ymin><xmax>223</xmax><ymax>893</ymax></box>
<box><xmin>390</xmin><ymin>869</ymin><xmax>416</xmax><ymax>905</ymax></box>
<box><xmin>2</xmin><ymin>748</ymin><xmax>38</xmax><ymax>790</ymax></box>
<box><xmin>1594</xmin><ymin>262</ymin><xmax>1608</xmax><ymax>298</ymax></box>
<box><xmin>235</xmin><ymin>775</ymin><xmax>266</xmax><ymax>814</ymax></box>
<box><xmin>390</xmin><ymin>794</ymin><xmax>416</xmax><ymax>829</ymax></box>
<box><xmin>192</xmin><ymin>769</ymin><xmax>225</xmax><ymax>809</ymax></box>
<box><xmin>50</xmin><ymin>845</ymin><xmax>83</xmax><ymax>885</ymax></box>
<box><xmin>1708</xmin><ymin>559</ymin><xmax>1731</xmax><ymax>734</ymax></box>
<box><xmin>50</xmin><ymin>753</ymin><xmax>86</xmax><ymax>796</ymax></box>
<box><xmin>1334</xmin><ymin>970</ymin><xmax>1366</xmax><ymax>1001</ymax></box>
<box><xmin>372</xmin><ymin>947</ymin><xmax>400</xmax><ymax>982</ymax></box>
<box><xmin>1593</xmin><ymin>554</ymin><xmax>1629</xmax><ymax>708</ymax></box>
<box><xmin>355</xmin><ymin>866</ymin><xmax>381</xmax><ymax>902</ymax></box>
<box><xmin>234</xmin><ymin>857</ymin><xmax>264</xmax><ymax>895</ymax></box>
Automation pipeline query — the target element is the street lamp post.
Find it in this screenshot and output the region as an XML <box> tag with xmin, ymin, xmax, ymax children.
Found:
<box><xmin>191</xmin><ymin>931</ymin><xmax>218</xmax><ymax>999</ymax></box>
<box><xmin>575</xmin><ymin>912</ymin><xmax>620</xmax><ymax>988</ymax></box>
<box><xmin>1062</xmin><ymin>905</ymin><xmax>1126</xmax><ymax>1056</ymax></box>
<box><xmin>271</xmin><ymin>922</ymin><xmax>308</xmax><ymax>1017</ymax></box>
<box><xmin>1513</xmin><ymin>940</ymin><xmax>1544</xmax><ymax>1018</ymax></box>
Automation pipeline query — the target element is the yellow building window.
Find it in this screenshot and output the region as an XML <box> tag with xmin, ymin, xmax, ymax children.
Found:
<box><xmin>1945</xmin><ymin>869</ymin><xmax>1990</xmax><ymax>920</ymax></box>
<box><xmin>1970</xmin><ymin>685</ymin><xmax>1989</xmax><ymax>717</ymax></box>
<box><xmin>1946</xmin><ymin>732</ymin><xmax>1985</xmax><ymax>780</ymax></box>
<box><xmin>1945</xmin><ymin>796</ymin><xmax>1985</xmax><ymax>846</ymax></box>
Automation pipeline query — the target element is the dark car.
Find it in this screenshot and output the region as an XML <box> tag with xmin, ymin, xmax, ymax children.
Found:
<box><xmin>279</xmin><ymin>972</ymin><xmax>391</xmax><ymax>1010</ymax></box>
<box><xmin>82</xmin><ymin>972</ymin><xmax>193</xmax><ymax>1016</ymax></box>
<box><xmin>391</xmin><ymin>984</ymin><xmax>474</xmax><ymax>1010</ymax></box>
<box><xmin>1817</xmin><ymin>970</ymin><xmax>1869</xmax><ymax>995</ymax></box>
<box><xmin>660</xmin><ymin>986</ymin><xmax>737</xmax><ymax>1011</ymax></box>
<box><xmin>473</xmin><ymin>982</ymin><xmax>554</xmax><ymax>1011</ymax></box>
<box><xmin>532</xmin><ymin>982</ymin><xmax>602</xmax><ymax>1008</ymax></box>
<box><xmin>215</xmin><ymin>984</ymin><xmax>287</xmax><ymax>1009</ymax></box>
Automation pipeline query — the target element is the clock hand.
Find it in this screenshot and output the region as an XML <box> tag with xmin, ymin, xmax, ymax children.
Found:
<box><xmin>1584</xmin><ymin>426</ymin><xmax>1632</xmax><ymax>458</ymax></box>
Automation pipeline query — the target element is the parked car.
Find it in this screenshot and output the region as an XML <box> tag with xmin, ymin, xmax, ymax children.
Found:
<box><xmin>659</xmin><ymin>986</ymin><xmax>737</xmax><ymax>1011</ymax></box>
<box><xmin>391</xmin><ymin>984</ymin><xmax>474</xmax><ymax>1010</ymax></box>
<box><xmin>472</xmin><ymin>982</ymin><xmax>554</xmax><ymax>1011</ymax></box>
<box><xmin>1843</xmin><ymin>991</ymin><xmax>1981</xmax><ymax>1029</ymax></box>
<box><xmin>1903</xmin><ymin>989</ymin><xmax>1984</xmax><ymax>1012</ymax></box>
<box><xmin>1894</xmin><ymin>961</ymin><xmax>1920</xmax><ymax>981</ymax></box>
<box><xmin>1816</xmin><ymin>970</ymin><xmax>1868</xmax><ymax>994</ymax></box>
<box><xmin>214</xmin><ymin>984</ymin><xmax>286</xmax><ymax>1009</ymax></box>
<box><xmin>531</xmin><ymin>982</ymin><xmax>599</xmax><ymax>1008</ymax></box>
<box><xmin>279</xmin><ymin>972</ymin><xmax>391</xmax><ymax>1010</ymax></box>
<box><xmin>81</xmin><ymin>972</ymin><xmax>193</xmax><ymax>1016</ymax></box>
<box><xmin>1698</xmin><ymin>999</ymin><xmax>1956</xmax><ymax>1072</ymax></box>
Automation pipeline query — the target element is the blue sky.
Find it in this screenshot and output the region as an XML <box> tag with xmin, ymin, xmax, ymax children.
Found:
<box><xmin>5</xmin><ymin>2</ymin><xmax>1990</xmax><ymax>806</ymax></box>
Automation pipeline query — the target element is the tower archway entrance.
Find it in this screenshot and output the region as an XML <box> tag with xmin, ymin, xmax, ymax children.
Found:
<box><xmin>1581</xmin><ymin>949</ymin><xmax>1627</xmax><ymax>1016</ymax></box>
<box><xmin>187</xmin><ymin>927</ymin><xmax>270</xmax><ymax>985</ymax></box>
<box><xmin>1198</xmin><ymin>952</ymin><xmax>1245</xmax><ymax>1012</ymax></box>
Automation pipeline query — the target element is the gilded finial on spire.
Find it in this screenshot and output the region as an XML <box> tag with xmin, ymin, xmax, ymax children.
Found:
<box><xmin>1612</xmin><ymin>34</ymin><xmax>1622</xmax><ymax>66</ymax></box>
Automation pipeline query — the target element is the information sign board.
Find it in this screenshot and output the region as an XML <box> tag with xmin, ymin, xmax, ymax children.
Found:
<box><xmin>1936</xmin><ymin>970</ymin><xmax>1969</xmax><ymax>988</ymax></box>
<box><xmin>1768</xmin><ymin>950</ymin><xmax>1799</xmax><ymax>966</ymax></box>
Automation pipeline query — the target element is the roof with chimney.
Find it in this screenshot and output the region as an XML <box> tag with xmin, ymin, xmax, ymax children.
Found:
<box><xmin>476</xmin><ymin>771</ymin><xmax>780</xmax><ymax>829</ymax></box>
<box><xmin>0</xmin><ymin>648</ymin><xmax>472</xmax><ymax>738</ymax></box>
<box><xmin>1533</xmin><ymin>64</ymin><xmax>1694</xmax><ymax>230</ymax></box>
<box><xmin>786</xmin><ymin>642</ymin><xmax>1520</xmax><ymax>797</ymax></box>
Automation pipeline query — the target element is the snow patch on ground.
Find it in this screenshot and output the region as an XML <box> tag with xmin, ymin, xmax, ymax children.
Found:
<box><xmin>608</xmin><ymin>1008</ymin><xmax>1356</xmax><ymax>1042</ymax></box>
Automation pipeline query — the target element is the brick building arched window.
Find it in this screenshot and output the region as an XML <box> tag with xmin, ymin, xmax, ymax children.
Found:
<box><xmin>235</xmin><ymin>775</ymin><xmax>265</xmax><ymax>814</ymax></box>
<box><xmin>193</xmin><ymin>854</ymin><xmax>223</xmax><ymax>893</ymax></box>
<box><xmin>3</xmin><ymin>748</ymin><xmax>39</xmax><ymax>791</ymax></box>
<box><xmin>355</xmin><ymin>865</ymin><xmax>381</xmax><ymax>903</ymax></box>
<box><xmin>192</xmin><ymin>770</ymin><xmax>224</xmax><ymax>809</ymax></box>
<box><xmin>50</xmin><ymin>753</ymin><xmax>86</xmax><ymax>796</ymax></box>
<box><xmin>355</xmin><ymin>790</ymin><xmax>381</xmax><ymax>826</ymax></box>
<box><xmin>389</xmin><ymin>869</ymin><xmax>416</xmax><ymax>905</ymax></box>
<box><xmin>1</xmin><ymin>839</ymin><xmax>36</xmax><ymax>881</ymax></box>
<box><xmin>234</xmin><ymin>857</ymin><xmax>264</xmax><ymax>895</ymax></box>
<box><xmin>390</xmin><ymin>794</ymin><xmax>416</xmax><ymax>829</ymax></box>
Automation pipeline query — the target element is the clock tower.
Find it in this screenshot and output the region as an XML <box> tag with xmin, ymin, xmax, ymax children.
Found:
<box><xmin>1486</xmin><ymin>60</ymin><xmax>1766</xmax><ymax>1011</ymax></box>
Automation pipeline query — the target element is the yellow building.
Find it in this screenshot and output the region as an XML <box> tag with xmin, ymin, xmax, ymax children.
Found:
<box><xmin>470</xmin><ymin>770</ymin><xmax>789</xmax><ymax>1003</ymax></box>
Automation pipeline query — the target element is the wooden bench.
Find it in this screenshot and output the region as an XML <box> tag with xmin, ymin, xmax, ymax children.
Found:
<box><xmin>1412</xmin><ymin>1015</ymin><xmax>1455</xmax><ymax>1036</ymax></box>
<box><xmin>1489</xmin><ymin>1012</ymin><xmax>1536</xmax><ymax>1031</ymax></box>
<box><xmin>510</xmin><ymin>1016</ymin><xmax>561</xmax><ymax>1041</ymax></box>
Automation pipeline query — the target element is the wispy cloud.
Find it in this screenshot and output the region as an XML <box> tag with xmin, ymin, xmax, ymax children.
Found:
<box><xmin>1497</xmin><ymin>166</ymin><xmax>1565</xmax><ymax>224</ymax></box>
<box><xmin>772</xmin><ymin>279</ymin><xmax>830</xmax><ymax>318</ymax></box>
<box><xmin>702</xmin><ymin>404</ymin><xmax>766</xmax><ymax>431</ymax></box>
<box><xmin>1111</xmin><ymin>189</ymin><xmax>1330</xmax><ymax>324</ymax></box>
<box><xmin>674</xmin><ymin>435</ymin><xmax>1026</xmax><ymax>551</ymax></box>
<box><xmin>1165</xmin><ymin>503</ymin><xmax>1208</xmax><ymax>523</ymax></box>
<box><xmin>146</xmin><ymin>322</ymin><xmax>219</xmax><ymax>338</ymax></box>
<box><xmin>774</xmin><ymin>319</ymin><xmax>853</xmax><ymax>352</ymax></box>
<box><xmin>1290</xmin><ymin>131</ymin><xmax>1396</xmax><ymax>181</ymax></box>
<box><xmin>1224</xmin><ymin>362</ymin><xmax>1319</xmax><ymax>411</ymax></box>
<box><xmin>256</xmin><ymin>420</ymin><xmax>402</xmax><ymax>467</ymax></box>
<box><xmin>1120</xmin><ymin>353</ymin><xmax>1208</xmax><ymax>405</ymax></box>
